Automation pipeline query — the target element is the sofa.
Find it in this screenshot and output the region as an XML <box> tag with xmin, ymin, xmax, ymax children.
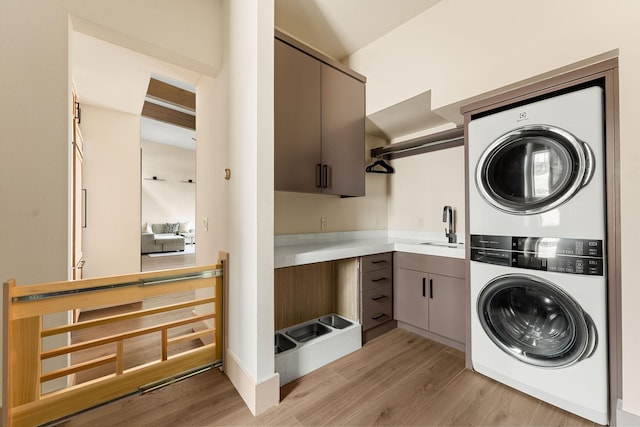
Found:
<box><xmin>141</xmin><ymin>222</ymin><xmax>194</xmax><ymax>254</ymax></box>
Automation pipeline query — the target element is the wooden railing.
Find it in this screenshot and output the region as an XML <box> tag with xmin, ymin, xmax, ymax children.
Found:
<box><xmin>2</xmin><ymin>263</ymin><xmax>224</xmax><ymax>427</ymax></box>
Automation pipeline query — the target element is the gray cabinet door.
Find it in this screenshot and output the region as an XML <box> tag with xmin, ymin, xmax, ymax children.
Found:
<box><xmin>274</xmin><ymin>39</ymin><xmax>322</xmax><ymax>193</ymax></box>
<box><xmin>428</xmin><ymin>273</ymin><xmax>465</xmax><ymax>343</ymax></box>
<box><xmin>321</xmin><ymin>64</ymin><xmax>365</xmax><ymax>197</ymax></box>
<box><xmin>394</xmin><ymin>268</ymin><xmax>429</xmax><ymax>330</ymax></box>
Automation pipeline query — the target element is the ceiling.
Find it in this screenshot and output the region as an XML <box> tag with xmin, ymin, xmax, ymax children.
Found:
<box><xmin>275</xmin><ymin>0</ymin><xmax>442</xmax><ymax>60</ymax></box>
<box><xmin>72</xmin><ymin>31</ymin><xmax>197</xmax><ymax>151</ymax></box>
<box><xmin>73</xmin><ymin>1</ymin><xmax>443</xmax><ymax>146</ymax></box>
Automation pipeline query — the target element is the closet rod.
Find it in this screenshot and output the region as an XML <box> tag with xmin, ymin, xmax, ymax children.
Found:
<box><xmin>370</xmin><ymin>126</ymin><xmax>464</xmax><ymax>160</ymax></box>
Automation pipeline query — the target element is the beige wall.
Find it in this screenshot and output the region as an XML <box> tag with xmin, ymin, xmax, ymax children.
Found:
<box><xmin>275</xmin><ymin>134</ymin><xmax>388</xmax><ymax>234</ymax></box>
<box><xmin>67</xmin><ymin>0</ymin><xmax>222</xmax><ymax>77</ymax></box>
<box><xmin>347</xmin><ymin>0</ymin><xmax>640</xmax><ymax>416</ymax></box>
<box><xmin>82</xmin><ymin>104</ymin><xmax>141</xmax><ymax>278</ymax></box>
<box><xmin>387</xmin><ymin>145</ymin><xmax>465</xmax><ymax>237</ymax></box>
<box><xmin>141</xmin><ymin>140</ymin><xmax>196</xmax><ymax>226</ymax></box>
<box><xmin>0</xmin><ymin>1</ymin><xmax>72</xmax><ymax>402</ymax></box>
<box><xmin>195</xmin><ymin>74</ymin><xmax>231</xmax><ymax>266</ymax></box>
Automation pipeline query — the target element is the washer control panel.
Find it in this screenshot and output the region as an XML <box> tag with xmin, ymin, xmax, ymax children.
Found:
<box><xmin>470</xmin><ymin>234</ymin><xmax>604</xmax><ymax>276</ymax></box>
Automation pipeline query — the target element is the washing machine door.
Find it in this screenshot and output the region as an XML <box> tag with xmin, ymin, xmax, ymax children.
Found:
<box><xmin>476</xmin><ymin>125</ymin><xmax>595</xmax><ymax>215</ymax></box>
<box><xmin>477</xmin><ymin>274</ymin><xmax>597</xmax><ymax>368</ymax></box>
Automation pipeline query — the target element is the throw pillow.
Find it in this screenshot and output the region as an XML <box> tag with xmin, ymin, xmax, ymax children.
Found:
<box><xmin>144</xmin><ymin>223</ymin><xmax>153</xmax><ymax>234</ymax></box>
<box><xmin>166</xmin><ymin>223</ymin><xmax>180</xmax><ymax>234</ymax></box>
<box><xmin>179</xmin><ymin>221</ymin><xmax>192</xmax><ymax>233</ymax></box>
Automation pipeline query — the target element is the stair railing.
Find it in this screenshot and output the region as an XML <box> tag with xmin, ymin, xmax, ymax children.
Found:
<box><xmin>2</xmin><ymin>262</ymin><xmax>224</xmax><ymax>427</ymax></box>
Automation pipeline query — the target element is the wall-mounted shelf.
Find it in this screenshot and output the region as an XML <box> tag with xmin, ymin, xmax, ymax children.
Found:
<box><xmin>371</xmin><ymin>126</ymin><xmax>464</xmax><ymax>160</ymax></box>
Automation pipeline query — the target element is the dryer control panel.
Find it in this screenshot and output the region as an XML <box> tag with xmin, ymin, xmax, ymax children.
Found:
<box><xmin>470</xmin><ymin>234</ymin><xmax>604</xmax><ymax>276</ymax></box>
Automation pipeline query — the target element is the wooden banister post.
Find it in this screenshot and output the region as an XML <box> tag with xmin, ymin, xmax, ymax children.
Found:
<box><xmin>3</xmin><ymin>279</ymin><xmax>15</xmax><ymax>427</ymax></box>
<box><xmin>214</xmin><ymin>262</ymin><xmax>224</xmax><ymax>361</ymax></box>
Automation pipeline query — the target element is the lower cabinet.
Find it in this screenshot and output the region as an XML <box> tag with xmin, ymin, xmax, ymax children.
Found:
<box><xmin>393</xmin><ymin>253</ymin><xmax>465</xmax><ymax>346</ymax></box>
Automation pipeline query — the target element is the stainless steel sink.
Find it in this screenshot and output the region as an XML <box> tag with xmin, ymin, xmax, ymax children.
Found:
<box><xmin>420</xmin><ymin>241</ymin><xmax>464</xmax><ymax>249</ymax></box>
<box><xmin>275</xmin><ymin>333</ymin><xmax>296</xmax><ymax>354</ymax></box>
<box><xmin>286</xmin><ymin>322</ymin><xmax>331</xmax><ymax>342</ymax></box>
<box><xmin>318</xmin><ymin>314</ymin><xmax>352</xmax><ymax>329</ymax></box>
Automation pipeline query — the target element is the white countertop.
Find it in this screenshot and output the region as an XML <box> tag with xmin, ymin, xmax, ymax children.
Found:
<box><xmin>274</xmin><ymin>230</ymin><xmax>465</xmax><ymax>268</ymax></box>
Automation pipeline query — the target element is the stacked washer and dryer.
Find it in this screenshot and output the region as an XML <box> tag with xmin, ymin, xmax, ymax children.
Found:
<box><xmin>468</xmin><ymin>86</ymin><xmax>608</xmax><ymax>424</ymax></box>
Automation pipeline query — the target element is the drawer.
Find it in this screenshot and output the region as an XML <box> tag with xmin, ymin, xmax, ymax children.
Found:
<box><xmin>361</xmin><ymin>301</ymin><xmax>392</xmax><ymax>331</ymax></box>
<box><xmin>361</xmin><ymin>268</ymin><xmax>393</xmax><ymax>292</ymax></box>
<box><xmin>361</xmin><ymin>252</ymin><xmax>393</xmax><ymax>273</ymax></box>
<box><xmin>362</xmin><ymin>284</ymin><xmax>393</xmax><ymax>313</ymax></box>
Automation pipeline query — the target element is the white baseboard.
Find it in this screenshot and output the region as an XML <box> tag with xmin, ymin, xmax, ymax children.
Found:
<box><xmin>225</xmin><ymin>349</ymin><xmax>279</xmax><ymax>416</ymax></box>
<box><xmin>617</xmin><ymin>399</ymin><xmax>640</xmax><ymax>426</ymax></box>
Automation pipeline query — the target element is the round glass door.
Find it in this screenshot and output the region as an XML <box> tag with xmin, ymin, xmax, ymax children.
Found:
<box><xmin>476</xmin><ymin>125</ymin><xmax>594</xmax><ymax>214</ymax></box>
<box><xmin>477</xmin><ymin>274</ymin><xmax>596</xmax><ymax>368</ymax></box>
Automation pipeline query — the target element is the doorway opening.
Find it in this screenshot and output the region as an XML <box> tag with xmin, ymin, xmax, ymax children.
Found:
<box><xmin>141</xmin><ymin>77</ymin><xmax>197</xmax><ymax>272</ymax></box>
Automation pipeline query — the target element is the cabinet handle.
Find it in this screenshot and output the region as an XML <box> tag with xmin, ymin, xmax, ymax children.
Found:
<box><xmin>430</xmin><ymin>278</ymin><xmax>434</xmax><ymax>299</ymax></box>
<box><xmin>422</xmin><ymin>277</ymin><xmax>426</xmax><ymax>297</ymax></box>
<box><xmin>315</xmin><ymin>164</ymin><xmax>322</xmax><ymax>188</ymax></box>
<box><xmin>372</xmin><ymin>313</ymin><xmax>387</xmax><ymax>321</ymax></box>
<box><xmin>371</xmin><ymin>277</ymin><xmax>387</xmax><ymax>282</ymax></box>
<box><xmin>82</xmin><ymin>188</ymin><xmax>87</xmax><ymax>228</ymax></box>
<box><xmin>371</xmin><ymin>260</ymin><xmax>387</xmax><ymax>264</ymax></box>
<box><xmin>371</xmin><ymin>295</ymin><xmax>386</xmax><ymax>301</ymax></box>
<box><xmin>322</xmin><ymin>164</ymin><xmax>328</xmax><ymax>188</ymax></box>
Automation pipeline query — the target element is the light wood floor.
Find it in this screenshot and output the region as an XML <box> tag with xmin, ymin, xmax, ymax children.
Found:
<box><xmin>62</xmin><ymin>328</ymin><xmax>598</xmax><ymax>427</ymax></box>
<box><xmin>141</xmin><ymin>249</ymin><xmax>196</xmax><ymax>272</ymax></box>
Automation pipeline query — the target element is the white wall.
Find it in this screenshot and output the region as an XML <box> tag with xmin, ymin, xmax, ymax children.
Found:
<box><xmin>225</xmin><ymin>0</ymin><xmax>279</xmax><ymax>415</ymax></box>
<box><xmin>275</xmin><ymin>134</ymin><xmax>388</xmax><ymax>234</ymax></box>
<box><xmin>347</xmin><ymin>0</ymin><xmax>640</xmax><ymax>417</ymax></box>
<box><xmin>82</xmin><ymin>104</ymin><xmax>141</xmax><ymax>278</ymax></box>
<box><xmin>141</xmin><ymin>140</ymin><xmax>195</xmax><ymax>227</ymax></box>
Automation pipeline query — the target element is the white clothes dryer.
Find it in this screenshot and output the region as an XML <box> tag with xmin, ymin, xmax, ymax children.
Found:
<box><xmin>468</xmin><ymin>85</ymin><xmax>609</xmax><ymax>424</ymax></box>
<box><xmin>468</xmin><ymin>86</ymin><xmax>605</xmax><ymax>240</ymax></box>
<box><xmin>469</xmin><ymin>235</ymin><xmax>608</xmax><ymax>424</ymax></box>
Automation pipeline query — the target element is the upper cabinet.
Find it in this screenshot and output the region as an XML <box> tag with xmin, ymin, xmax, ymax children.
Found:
<box><xmin>275</xmin><ymin>33</ymin><xmax>366</xmax><ymax>197</ymax></box>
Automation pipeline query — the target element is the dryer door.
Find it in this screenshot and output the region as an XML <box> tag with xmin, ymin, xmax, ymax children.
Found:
<box><xmin>477</xmin><ymin>274</ymin><xmax>597</xmax><ymax>368</ymax></box>
<box><xmin>476</xmin><ymin>125</ymin><xmax>594</xmax><ymax>215</ymax></box>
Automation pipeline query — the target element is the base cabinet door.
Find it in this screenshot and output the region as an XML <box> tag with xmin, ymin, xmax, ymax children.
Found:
<box><xmin>428</xmin><ymin>273</ymin><xmax>465</xmax><ymax>343</ymax></box>
<box><xmin>394</xmin><ymin>252</ymin><xmax>465</xmax><ymax>346</ymax></box>
<box><xmin>393</xmin><ymin>268</ymin><xmax>429</xmax><ymax>330</ymax></box>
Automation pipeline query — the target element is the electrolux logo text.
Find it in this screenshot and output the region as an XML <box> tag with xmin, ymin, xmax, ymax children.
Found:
<box><xmin>516</xmin><ymin>111</ymin><xmax>529</xmax><ymax>122</ymax></box>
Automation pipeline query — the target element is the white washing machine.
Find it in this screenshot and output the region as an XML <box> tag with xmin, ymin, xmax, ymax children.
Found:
<box><xmin>469</xmin><ymin>236</ymin><xmax>608</xmax><ymax>424</ymax></box>
<box><xmin>468</xmin><ymin>86</ymin><xmax>605</xmax><ymax>239</ymax></box>
<box><xmin>468</xmin><ymin>85</ymin><xmax>608</xmax><ymax>424</ymax></box>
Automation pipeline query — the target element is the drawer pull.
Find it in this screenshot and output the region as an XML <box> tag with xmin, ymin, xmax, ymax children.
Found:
<box><xmin>371</xmin><ymin>277</ymin><xmax>387</xmax><ymax>282</ymax></box>
<box><xmin>371</xmin><ymin>313</ymin><xmax>387</xmax><ymax>321</ymax></box>
<box><xmin>371</xmin><ymin>260</ymin><xmax>387</xmax><ymax>264</ymax></box>
<box><xmin>371</xmin><ymin>295</ymin><xmax>386</xmax><ymax>301</ymax></box>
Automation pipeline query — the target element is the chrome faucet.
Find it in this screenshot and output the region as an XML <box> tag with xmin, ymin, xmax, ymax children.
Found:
<box><xmin>443</xmin><ymin>205</ymin><xmax>456</xmax><ymax>243</ymax></box>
